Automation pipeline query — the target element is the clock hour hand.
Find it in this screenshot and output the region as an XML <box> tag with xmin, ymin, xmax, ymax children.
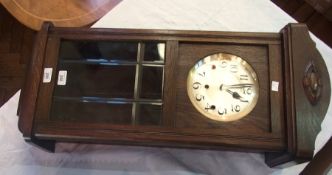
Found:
<box><xmin>226</xmin><ymin>89</ymin><xmax>248</xmax><ymax>103</ymax></box>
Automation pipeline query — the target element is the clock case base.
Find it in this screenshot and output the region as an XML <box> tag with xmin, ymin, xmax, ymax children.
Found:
<box><xmin>18</xmin><ymin>22</ymin><xmax>330</xmax><ymax>167</ymax></box>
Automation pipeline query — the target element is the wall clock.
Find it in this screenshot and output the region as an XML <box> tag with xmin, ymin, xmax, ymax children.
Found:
<box><xmin>18</xmin><ymin>22</ymin><xmax>330</xmax><ymax>167</ymax></box>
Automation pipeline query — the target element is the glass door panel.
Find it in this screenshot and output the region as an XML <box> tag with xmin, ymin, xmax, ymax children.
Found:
<box><xmin>59</xmin><ymin>40</ymin><xmax>138</xmax><ymax>62</ymax></box>
<box><xmin>49</xmin><ymin>40</ymin><xmax>165</xmax><ymax>126</ymax></box>
<box><xmin>54</xmin><ymin>64</ymin><xmax>136</xmax><ymax>98</ymax></box>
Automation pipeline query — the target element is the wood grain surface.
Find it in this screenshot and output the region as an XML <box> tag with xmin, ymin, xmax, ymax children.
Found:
<box><xmin>272</xmin><ymin>0</ymin><xmax>332</xmax><ymax>48</ymax></box>
<box><xmin>0</xmin><ymin>5</ymin><xmax>35</xmax><ymax>107</ymax></box>
<box><xmin>282</xmin><ymin>23</ymin><xmax>331</xmax><ymax>159</ymax></box>
<box><xmin>0</xmin><ymin>0</ymin><xmax>122</xmax><ymax>30</ymax></box>
<box><xmin>301</xmin><ymin>137</ymin><xmax>332</xmax><ymax>175</ymax></box>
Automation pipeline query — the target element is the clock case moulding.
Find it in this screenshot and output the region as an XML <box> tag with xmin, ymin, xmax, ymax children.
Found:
<box><xmin>18</xmin><ymin>22</ymin><xmax>330</xmax><ymax>167</ymax></box>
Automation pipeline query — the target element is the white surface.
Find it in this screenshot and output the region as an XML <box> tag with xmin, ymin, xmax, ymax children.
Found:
<box><xmin>57</xmin><ymin>70</ymin><xmax>67</xmax><ymax>85</ymax></box>
<box><xmin>1</xmin><ymin>0</ymin><xmax>332</xmax><ymax>174</ymax></box>
<box><xmin>271</xmin><ymin>81</ymin><xmax>279</xmax><ymax>92</ymax></box>
<box><xmin>42</xmin><ymin>68</ymin><xmax>53</xmax><ymax>83</ymax></box>
<box><xmin>0</xmin><ymin>91</ymin><xmax>273</xmax><ymax>175</ymax></box>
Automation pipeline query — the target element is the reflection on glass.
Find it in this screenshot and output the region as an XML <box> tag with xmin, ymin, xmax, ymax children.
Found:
<box><xmin>137</xmin><ymin>104</ymin><xmax>162</xmax><ymax>125</ymax></box>
<box><xmin>54</xmin><ymin>64</ymin><xmax>136</xmax><ymax>98</ymax></box>
<box><xmin>51</xmin><ymin>40</ymin><xmax>167</xmax><ymax>126</ymax></box>
<box><xmin>59</xmin><ymin>40</ymin><xmax>138</xmax><ymax>62</ymax></box>
<box><xmin>51</xmin><ymin>99</ymin><xmax>132</xmax><ymax>124</ymax></box>
<box><xmin>140</xmin><ymin>66</ymin><xmax>163</xmax><ymax>99</ymax></box>
<box><xmin>144</xmin><ymin>42</ymin><xmax>165</xmax><ymax>62</ymax></box>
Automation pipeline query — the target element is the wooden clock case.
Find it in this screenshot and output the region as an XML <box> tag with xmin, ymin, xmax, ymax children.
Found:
<box><xmin>18</xmin><ymin>22</ymin><xmax>330</xmax><ymax>167</ymax></box>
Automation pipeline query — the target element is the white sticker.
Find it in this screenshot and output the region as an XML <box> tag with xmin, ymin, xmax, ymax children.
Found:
<box><xmin>43</xmin><ymin>68</ymin><xmax>53</xmax><ymax>83</ymax></box>
<box><xmin>271</xmin><ymin>81</ymin><xmax>279</xmax><ymax>92</ymax></box>
<box><xmin>57</xmin><ymin>70</ymin><xmax>67</xmax><ymax>85</ymax></box>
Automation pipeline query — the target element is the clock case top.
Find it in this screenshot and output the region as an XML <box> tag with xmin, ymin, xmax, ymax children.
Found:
<box><xmin>18</xmin><ymin>22</ymin><xmax>330</xmax><ymax>165</ymax></box>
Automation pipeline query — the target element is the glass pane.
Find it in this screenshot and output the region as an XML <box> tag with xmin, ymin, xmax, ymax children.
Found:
<box><xmin>140</xmin><ymin>66</ymin><xmax>163</xmax><ymax>99</ymax></box>
<box><xmin>144</xmin><ymin>42</ymin><xmax>165</xmax><ymax>62</ymax></box>
<box><xmin>54</xmin><ymin>64</ymin><xmax>136</xmax><ymax>98</ymax></box>
<box><xmin>59</xmin><ymin>40</ymin><xmax>138</xmax><ymax>62</ymax></box>
<box><xmin>137</xmin><ymin>104</ymin><xmax>162</xmax><ymax>125</ymax></box>
<box><xmin>50</xmin><ymin>99</ymin><xmax>132</xmax><ymax>124</ymax></box>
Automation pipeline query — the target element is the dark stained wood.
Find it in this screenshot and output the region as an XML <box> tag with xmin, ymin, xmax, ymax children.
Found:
<box><xmin>47</xmin><ymin>28</ymin><xmax>281</xmax><ymax>45</ymax></box>
<box><xmin>18</xmin><ymin>23</ymin><xmax>330</xmax><ymax>167</ymax></box>
<box><xmin>261</xmin><ymin>43</ymin><xmax>288</xmax><ymax>167</ymax></box>
<box><xmin>268</xmin><ymin>44</ymin><xmax>285</xmax><ymax>135</ymax></box>
<box><xmin>0</xmin><ymin>5</ymin><xmax>35</xmax><ymax>107</ymax></box>
<box><xmin>272</xmin><ymin>0</ymin><xmax>306</xmax><ymax>15</ymax></box>
<box><xmin>265</xmin><ymin>23</ymin><xmax>331</xmax><ymax>167</ymax></box>
<box><xmin>34</xmin><ymin>36</ymin><xmax>60</xmax><ymax>122</ymax></box>
<box><xmin>272</xmin><ymin>0</ymin><xmax>332</xmax><ymax>48</ymax></box>
<box><xmin>266</xmin><ymin>23</ymin><xmax>331</xmax><ymax>168</ymax></box>
<box><xmin>25</xmin><ymin>138</ymin><xmax>55</xmax><ymax>152</ymax></box>
<box><xmin>34</xmin><ymin>120</ymin><xmax>285</xmax><ymax>151</ymax></box>
<box><xmin>292</xmin><ymin>3</ymin><xmax>315</xmax><ymax>22</ymax></box>
<box><xmin>282</xmin><ymin>23</ymin><xmax>297</xmax><ymax>156</ymax></box>
<box><xmin>265</xmin><ymin>152</ymin><xmax>294</xmax><ymax>167</ymax></box>
<box><xmin>305</xmin><ymin>0</ymin><xmax>332</xmax><ymax>19</ymax></box>
<box><xmin>18</xmin><ymin>22</ymin><xmax>51</xmax><ymax>138</ymax></box>
<box><xmin>306</xmin><ymin>12</ymin><xmax>332</xmax><ymax>48</ymax></box>
<box><xmin>301</xmin><ymin>137</ymin><xmax>332</xmax><ymax>175</ymax></box>
<box><xmin>266</xmin><ymin>24</ymin><xmax>331</xmax><ymax>166</ymax></box>
<box><xmin>162</xmin><ymin>40</ymin><xmax>179</xmax><ymax>126</ymax></box>
<box><xmin>283</xmin><ymin>23</ymin><xmax>330</xmax><ymax>158</ymax></box>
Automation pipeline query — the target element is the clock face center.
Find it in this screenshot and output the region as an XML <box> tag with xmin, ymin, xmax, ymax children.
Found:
<box><xmin>186</xmin><ymin>53</ymin><xmax>259</xmax><ymax>122</ymax></box>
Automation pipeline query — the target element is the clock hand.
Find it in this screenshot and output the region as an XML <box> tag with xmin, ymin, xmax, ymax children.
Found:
<box><xmin>228</xmin><ymin>83</ymin><xmax>253</xmax><ymax>87</ymax></box>
<box><xmin>219</xmin><ymin>83</ymin><xmax>253</xmax><ymax>91</ymax></box>
<box><xmin>226</xmin><ymin>89</ymin><xmax>249</xmax><ymax>103</ymax></box>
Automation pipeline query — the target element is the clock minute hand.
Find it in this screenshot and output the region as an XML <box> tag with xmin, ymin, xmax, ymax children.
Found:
<box><xmin>219</xmin><ymin>83</ymin><xmax>253</xmax><ymax>91</ymax></box>
<box><xmin>226</xmin><ymin>83</ymin><xmax>253</xmax><ymax>88</ymax></box>
<box><xmin>226</xmin><ymin>89</ymin><xmax>248</xmax><ymax>103</ymax></box>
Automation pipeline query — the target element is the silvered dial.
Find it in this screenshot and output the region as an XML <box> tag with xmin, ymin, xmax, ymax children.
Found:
<box><xmin>187</xmin><ymin>53</ymin><xmax>259</xmax><ymax>122</ymax></box>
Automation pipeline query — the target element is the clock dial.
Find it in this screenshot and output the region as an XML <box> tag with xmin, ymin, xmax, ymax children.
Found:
<box><xmin>187</xmin><ymin>53</ymin><xmax>259</xmax><ymax>122</ymax></box>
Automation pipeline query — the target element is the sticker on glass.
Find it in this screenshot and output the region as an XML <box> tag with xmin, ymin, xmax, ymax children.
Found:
<box><xmin>57</xmin><ymin>70</ymin><xmax>67</xmax><ymax>85</ymax></box>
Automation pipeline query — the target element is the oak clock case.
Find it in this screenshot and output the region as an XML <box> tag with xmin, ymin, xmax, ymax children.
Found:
<box><xmin>18</xmin><ymin>22</ymin><xmax>330</xmax><ymax>167</ymax></box>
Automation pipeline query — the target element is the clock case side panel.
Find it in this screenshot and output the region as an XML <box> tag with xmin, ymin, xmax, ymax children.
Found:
<box><xmin>34</xmin><ymin>36</ymin><xmax>60</xmax><ymax>124</ymax></box>
<box><xmin>17</xmin><ymin>22</ymin><xmax>56</xmax><ymax>151</ymax></box>
<box><xmin>282</xmin><ymin>24</ymin><xmax>331</xmax><ymax>160</ymax></box>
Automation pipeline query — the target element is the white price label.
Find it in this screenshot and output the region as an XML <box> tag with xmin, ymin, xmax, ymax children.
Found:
<box><xmin>43</xmin><ymin>68</ymin><xmax>53</xmax><ymax>83</ymax></box>
<box><xmin>271</xmin><ymin>81</ymin><xmax>279</xmax><ymax>92</ymax></box>
<box><xmin>57</xmin><ymin>70</ymin><xmax>67</xmax><ymax>85</ymax></box>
